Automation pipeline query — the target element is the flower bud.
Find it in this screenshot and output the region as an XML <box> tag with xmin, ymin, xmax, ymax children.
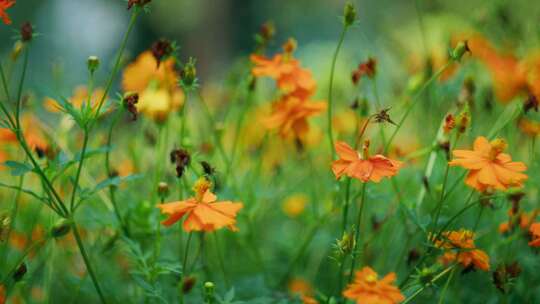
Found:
<box><xmin>157</xmin><ymin>182</ymin><xmax>169</xmax><ymax>200</ymax></box>
<box><xmin>451</xmin><ymin>40</ymin><xmax>470</xmax><ymax>61</ymax></box>
<box><xmin>443</xmin><ymin>114</ymin><xmax>455</xmax><ymax>134</ymax></box>
<box><xmin>343</xmin><ymin>2</ymin><xmax>357</xmax><ymax>26</ymax></box>
<box><xmin>20</xmin><ymin>22</ymin><xmax>33</xmax><ymax>42</ymax></box>
<box><xmin>180</xmin><ymin>57</ymin><xmax>197</xmax><ymax>89</ymax></box>
<box><xmin>51</xmin><ymin>219</ymin><xmax>71</xmax><ymax>238</ymax></box>
<box><xmin>10</xmin><ymin>41</ymin><xmax>23</xmax><ymax>61</ymax></box>
<box><xmin>282</xmin><ymin>38</ymin><xmax>297</xmax><ymax>55</ymax></box>
<box><xmin>87</xmin><ymin>56</ymin><xmax>100</xmax><ymax>74</ymax></box>
<box><xmin>203</xmin><ymin>281</ymin><xmax>215</xmax><ymax>302</ymax></box>
<box><xmin>181</xmin><ymin>276</ymin><xmax>196</xmax><ymax>294</ymax></box>
<box><xmin>127</xmin><ymin>0</ymin><xmax>152</xmax><ymax>10</ymax></box>
<box><xmin>13</xmin><ymin>262</ymin><xmax>27</xmax><ymax>282</ymax></box>
<box><xmin>123</xmin><ymin>93</ymin><xmax>139</xmax><ymax>121</ymax></box>
<box><xmin>151</xmin><ymin>39</ymin><xmax>173</xmax><ymax>67</ymax></box>
<box><xmin>456</xmin><ymin>108</ymin><xmax>470</xmax><ymax>134</ymax></box>
<box><xmin>337</xmin><ymin>231</ymin><xmax>355</xmax><ymax>255</ymax></box>
<box><xmin>200</xmin><ymin>161</ymin><xmax>215</xmax><ymax>176</ymax></box>
<box><xmin>524</xmin><ymin>93</ymin><xmax>539</xmax><ymax>113</ymax></box>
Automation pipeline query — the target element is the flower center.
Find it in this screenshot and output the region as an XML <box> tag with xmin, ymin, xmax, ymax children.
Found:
<box><xmin>192</xmin><ymin>178</ymin><xmax>211</xmax><ymax>202</ymax></box>
<box><xmin>489</xmin><ymin>138</ymin><xmax>507</xmax><ymax>160</ymax></box>
<box><xmin>365</xmin><ymin>273</ymin><xmax>378</xmax><ymax>284</ymax></box>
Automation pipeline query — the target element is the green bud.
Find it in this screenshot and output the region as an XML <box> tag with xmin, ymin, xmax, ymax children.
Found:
<box><xmin>157</xmin><ymin>182</ymin><xmax>169</xmax><ymax>200</ymax></box>
<box><xmin>203</xmin><ymin>281</ymin><xmax>215</xmax><ymax>303</ymax></box>
<box><xmin>87</xmin><ymin>56</ymin><xmax>100</xmax><ymax>74</ymax></box>
<box><xmin>343</xmin><ymin>2</ymin><xmax>357</xmax><ymax>26</ymax></box>
<box><xmin>451</xmin><ymin>40</ymin><xmax>470</xmax><ymax>61</ymax></box>
<box><xmin>51</xmin><ymin>219</ymin><xmax>71</xmax><ymax>238</ymax></box>
<box><xmin>180</xmin><ymin>57</ymin><xmax>197</xmax><ymax>89</ymax></box>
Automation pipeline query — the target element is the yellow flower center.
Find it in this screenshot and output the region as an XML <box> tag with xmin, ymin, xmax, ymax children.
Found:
<box><xmin>489</xmin><ymin>138</ymin><xmax>507</xmax><ymax>160</ymax></box>
<box><xmin>365</xmin><ymin>273</ymin><xmax>378</xmax><ymax>284</ymax></box>
<box><xmin>192</xmin><ymin>178</ymin><xmax>211</xmax><ymax>202</ymax></box>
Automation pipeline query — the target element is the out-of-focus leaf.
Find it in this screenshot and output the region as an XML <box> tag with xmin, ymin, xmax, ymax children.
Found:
<box><xmin>4</xmin><ymin>160</ymin><xmax>34</xmax><ymax>176</ymax></box>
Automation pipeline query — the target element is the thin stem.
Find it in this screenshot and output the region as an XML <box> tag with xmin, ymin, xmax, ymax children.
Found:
<box><xmin>348</xmin><ymin>183</ymin><xmax>367</xmax><ymax>283</ymax></box>
<box><xmin>91</xmin><ymin>9</ymin><xmax>140</xmax><ymax>122</ymax></box>
<box><xmin>14</xmin><ymin>48</ymin><xmax>29</xmax><ymax>129</ymax></box>
<box><xmin>69</xmin><ymin>131</ymin><xmax>90</xmax><ymax>211</ymax></box>
<box><xmin>341</xmin><ymin>179</ymin><xmax>352</xmax><ymax>233</ymax></box>
<box><xmin>213</xmin><ymin>233</ymin><xmax>229</xmax><ymax>288</ymax></box>
<box><xmin>327</xmin><ymin>25</ymin><xmax>349</xmax><ymax>159</ymax></box>
<box><xmin>385</xmin><ymin>61</ymin><xmax>453</xmax><ymax>153</ymax></box>
<box><xmin>0</xmin><ymin>60</ymin><xmax>15</xmax><ymax>128</ymax></box>
<box><xmin>71</xmin><ymin>221</ymin><xmax>107</xmax><ymax>304</ymax></box>
<box><xmin>402</xmin><ymin>265</ymin><xmax>456</xmax><ymax>304</ymax></box>
<box><xmin>182</xmin><ymin>232</ymin><xmax>194</xmax><ymax>275</ymax></box>
<box><xmin>1</xmin><ymin>238</ymin><xmax>47</xmax><ymax>284</ymax></box>
<box><xmin>438</xmin><ymin>265</ymin><xmax>456</xmax><ymax>304</ymax></box>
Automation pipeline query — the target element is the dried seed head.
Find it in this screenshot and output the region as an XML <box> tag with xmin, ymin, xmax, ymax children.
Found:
<box><xmin>181</xmin><ymin>276</ymin><xmax>196</xmax><ymax>294</ymax></box>
<box><xmin>20</xmin><ymin>22</ymin><xmax>33</xmax><ymax>42</ymax></box>
<box><xmin>151</xmin><ymin>39</ymin><xmax>173</xmax><ymax>67</ymax></box>
<box><xmin>524</xmin><ymin>93</ymin><xmax>539</xmax><ymax>113</ymax></box>
<box><xmin>456</xmin><ymin>109</ymin><xmax>470</xmax><ymax>134</ymax></box>
<box><xmin>373</xmin><ymin>108</ymin><xmax>396</xmax><ymax>125</ymax></box>
<box><xmin>170</xmin><ymin>148</ymin><xmax>191</xmax><ymax>178</ymax></box>
<box><xmin>123</xmin><ymin>93</ymin><xmax>139</xmax><ymax>121</ymax></box>
<box><xmin>51</xmin><ymin>219</ymin><xmax>71</xmax><ymax>238</ymax></box>
<box><xmin>127</xmin><ymin>0</ymin><xmax>152</xmax><ymax>10</ymax></box>
<box><xmin>200</xmin><ymin>161</ymin><xmax>215</xmax><ymax>176</ymax></box>
<box><xmin>443</xmin><ymin>114</ymin><xmax>455</xmax><ymax>134</ymax></box>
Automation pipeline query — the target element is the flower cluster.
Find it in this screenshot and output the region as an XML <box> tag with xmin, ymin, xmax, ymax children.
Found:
<box><xmin>432</xmin><ymin>229</ymin><xmax>490</xmax><ymax>271</ymax></box>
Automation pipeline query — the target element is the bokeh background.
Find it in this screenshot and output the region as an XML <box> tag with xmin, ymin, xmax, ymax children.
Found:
<box><xmin>2</xmin><ymin>0</ymin><xmax>539</xmax><ymax>100</ymax></box>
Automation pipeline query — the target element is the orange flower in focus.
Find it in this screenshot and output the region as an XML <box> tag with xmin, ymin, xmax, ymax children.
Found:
<box><xmin>466</xmin><ymin>35</ymin><xmax>528</xmax><ymax>103</ymax></box>
<box><xmin>343</xmin><ymin>266</ymin><xmax>405</xmax><ymax>304</ymax></box>
<box><xmin>433</xmin><ymin>229</ymin><xmax>490</xmax><ymax>271</ymax></box>
<box><xmin>529</xmin><ymin>223</ymin><xmax>540</xmax><ymax>247</ymax></box>
<box><xmin>265</xmin><ymin>96</ymin><xmax>326</xmax><ymax>139</ymax></box>
<box><xmin>157</xmin><ymin>178</ymin><xmax>243</xmax><ymax>232</ymax></box>
<box><xmin>332</xmin><ymin>141</ymin><xmax>402</xmax><ymax>183</ymax></box>
<box><xmin>0</xmin><ymin>0</ymin><xmax>15</xmax><ymax>25</ymax></box>
<box><xmin>449</xmin><ymin>136</ymin><xmax>527</xmax><ymax>192</ymax></box>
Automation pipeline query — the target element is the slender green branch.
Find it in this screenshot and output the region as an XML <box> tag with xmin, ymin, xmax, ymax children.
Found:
<box><xmin>348</xmin><ymin>183</ymin><xmax>367</xmax><ymax>283</ymax></box>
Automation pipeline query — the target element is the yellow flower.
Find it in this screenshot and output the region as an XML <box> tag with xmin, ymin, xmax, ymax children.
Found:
<box><xmin>122</xmin><ymin>51</ymin><xmax>178</xmax><ymax>93</ymax></box>
<box><xmin>282</xmin><ymin>193</ymin><xmax>308</xmax><ymax>217</ymax></box>
<box><xmin>137</xmin><ymin>87</ymin><xmax>184</xmax><ymax>122</ymax></box>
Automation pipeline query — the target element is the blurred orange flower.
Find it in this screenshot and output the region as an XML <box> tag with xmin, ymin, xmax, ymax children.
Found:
<box><xmin>529</xmin><ymin>223</ymin><xmax>540</xmax><ymax>247</ymax></box>
<box><xmin>288</xmin><ymin>278</ymin><xmax>319</xmax><ymax>304</ymax></box>
<box><xmin>343</xmin><ymin>266</ymin><xmax>405</xmax><ymax>304</ymax></box>
<box><xmin>157</xmin><ymin>178</ymin><xmax>243</xmax><ymax>232</ymax></box>
<box><xmin>0</xmin><ymin>0</ymin><xmax>15</xmax><ymax>25</ymax></box>
<box><xmin>44</xmin><ymin>86</ymin><xmax>107</xmax><ymax>114</ymax></box>
<box><xmin>332</xmin><ymin>141</ymin><xmax>402</xmax><ymax>183</ymax></box>
<box><xmin>433</xmin><ymin>229</ymin><xmax>490</xmax><ymax>271</ymax></box>
<box><xmin>122</xmin><ymin>51</ymin><xmax>178</xmax><ymax>93</ymax></box>
<box><xmin>449</xmin><ymin>136</ymin><xmax>527</xmax><ymax>192</ymax></box>
<box><xmin>499</xmin><ymin>209</ymin><xmax>536</xmax><ymax>234</ymax></box>
<box><xmin>0</xmin><ymin>284</ymin><xmax>5</xmax><ymax>304</ymax></box>
<box><xmin>518</xmin><ymin>118</ymin><xmax>540</xmax><ymax>137</ymax></box>
<box><xmin>265</xmin><ymin>96</ymin><xmax>326</xmax><ymax>139</ymax></box>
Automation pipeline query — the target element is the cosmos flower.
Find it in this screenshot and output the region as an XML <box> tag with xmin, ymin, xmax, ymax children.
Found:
<box><xmin>264</xmin><ymin>96</ymin><xmax>326</xmax><ymax>140</ymax></box>
<box><xmin>432</xmin><ymin>229</ymin><xmax>490</xmax><ymax>271</ymax></box>
<box><xmin>44</xmin><ymin>86</ymin><xmax>108</xmax><ymax>114</ymax></box>
<box><xmin>529</xmin><ymin>223</ymin><xmax>540</xmax><ymax>247</ymax></box>
<box><xmin>332</xmin><ymin>141</ymin><xmax>402</xmax><ymax>182</ymax></box>
<box><xmin>448</xmin><ymin>136</ymin><xmax>527</xmax><ymax>192</ymax></box>
<box><xmin>157</xmin><ymin>178</ymin><xmax>243</xmax><ymax>232</ymax></box>
<box><xmin>0</xmin><ymin>0</ymin><xmax>15</xmax><ymax>25</ymax></box>
<box><xmin>343</xmin><ymin>267</ymin><xmax>405</xmax><ymax>304</ymax></box>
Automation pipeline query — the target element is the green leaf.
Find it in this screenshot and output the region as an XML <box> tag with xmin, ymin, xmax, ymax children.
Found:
<box><xmin>77</xmin><ymin>174</ymin><xmax>143</xmax><ymax>203</ymax></box>
<box><xmin>0</xmin><ymin>181</ymin><xmax>48</xmax><ymax>203</ymax></box>
<box><xmin>4</xmin><ymin>160</ymin><xmax>34</xmax><ymax>176</ymax></box>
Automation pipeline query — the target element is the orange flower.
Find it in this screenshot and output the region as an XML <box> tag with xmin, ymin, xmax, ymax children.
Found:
<box><xmin>265</xmin><ymin>96</ymin><xmax>326</xmax><ymax>139</ymax></box>
<box><xmin>518</xmin><ymin>118</ymin><xmax>540</xmax><ymax>137</ymax></box>
<box><xmin>529</xmin><ymin>222</ymin><xmax>540</xmax><ymax>247</ymax></box>
<box><xmin>343</xmin><ymin>266</ymin><xmax>405</xmax><ymax>304</ymax></box>
<box><xmin>289</xmin><ymin>278</ymin><xmax>318</xmax><ymax>303</ymax></box>
<box><xmin>157</xmin><ymin>178</ymin><xmax>243</xmax><ymax>232</ymax></box>
<box><xmin>467</xmin><ymin>35</ymin><xmax>528</xmax><ymax>103</ymax></box>
<box><xmin>0</xmin><ymin>284</ymin><xmax>5</xmax><ymax>304</ymax></box>
<box><xmin>499</xmin><ymin>209</ymin><xmax>536</xmax><ymax>234</ymax></box>
<box><xmin>122</xmin><ymin>51</ymin><xmax>178</xmax><ymax>93</ymax></box>
<box><xmin>251</xmin><ymin>54</ymin><xmax>299</xmax><ymax>82</ymax></box>
<box><xmin>448</xmin><ymin>136</ymin><xmax>527</xmax><ymax>192</ymax></box>
<box><xmin>433</xmin><ymin>229</ymin><xmax>490</xmax><ymax>271</ymax></box>
<box><xmin>44</xmin><ymin>86</ymin><xmax>108</xmax><ymax>114</ymax></box>
<box><xmin>0</xmin><ymin>0</ymin><xmax>14</xmax><ymax>25</ymax></box>
<box><xmin>332</xmin><ymin>141</ymin><xmax>402</xmax><ymax>183</ymax></box>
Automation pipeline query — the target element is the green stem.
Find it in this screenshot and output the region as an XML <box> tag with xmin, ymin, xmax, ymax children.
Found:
<box><xmin>213</xmin><ymin>233</ymin><xmax>229</xmax><ymax>288</ymax></box>
<box><xmin>327</xmin><ymin>25</ymin><xmax>349</xmax><ymax>159</ymax></box>
<box><xmin>1</xmin><ymin>238</ymin><xmax>46</xmax><ymax>284</ymax></box>
<box><xmin>385</xmin><ymin>61</ymin><xmax>453</xmax><ymax>153</ymax></box>
<box><xmin>348</xmin><ymin>183</ymin><xmax>367</xmax><ymax>283</ymax></box>
<box><xmin>0</xmin><ymin>60</ymin><xmax>15</xmax><ymax>128</ymax></box>
<box><xmin>71</xmin><ymin>222</ymin><xmax>107</xmax><ymax>304</ymax></box>
<box><xmin>402</xmin><ymin>265</ymin><xmax>456</xmax><ymax>304</ymax></box>
<box><xmin>438</xmin><ymin>265</ymin><xmax>456</xmax><ymax>304</ymax></box>
<box><xmin>69</xmin><ymin>131</ymin><xmax>90</xmax><ymax>211</ymax></box>
<box><xmin>14</xmin><ymin>48</ymin><xmax>29</xmax><ymax>129</ymax></box>
<box><xmin>91</xmin><ymin>9</ymin><xmax>140</xmax><ymax>122</ymax></box>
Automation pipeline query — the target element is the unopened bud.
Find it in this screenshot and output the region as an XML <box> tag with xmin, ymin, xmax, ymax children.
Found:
<box><xmin>343</xmin><ymin>2</ymin><xmax>357</xmax><ymax>26</ymax></box>
<box><xmin>282</xmin><ymin>38</ymin><xmax>297</xmax><ymax>55</ymax></box>
<box><xmin>87</xmin><ymin>56</ymin><xmax>100</xmax><ymax>74</ymax></box>
<box><xmin>456</xmin><ymin>108</ymin><xmax>470</xmax><ymax>134</ymax></box>
<box><xmin>203</xmin><ymin>281</ymin><xmax>215</xmax><ymax>302</ymax></box>
<box><xmin>451</xmin><ymin>40</ymin><xmax>470</xmax><ymax>61</ymax></box>
<box><xmin>51</xmin><ymin>219</ymin><xmax>71</xmax><ymax>238</ymax></box>
<box><xmin>127</xmin><ymin>0</ymin><xmax>152</xmax><ymax>10</ymax></box>
<box><xmin>157</xmin><ymin>182</ymin><xmax>169</xmax><ymax>199</ymax></box>
<box><xmin>180</xmin><ymin>57</ymin><xmax>197</xmax><ymax>89</ymax></box>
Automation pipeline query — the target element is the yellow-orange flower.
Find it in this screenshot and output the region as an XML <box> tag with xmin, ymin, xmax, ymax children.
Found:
<box><xmin>44</xmin><ymin>86</ymin><xmax>107</xmax><ymax>114</ymax></box>
<box><xmin>498</xmin><ymin>209</ymin><xmax>536</xmax><ymax>234</ymax></box>
<box><xmin>529</xmin><ymin>223</ymin><xmax>540</xmax><ymax>247</ymax></box>
<box><xmin>518</xmin><ymin>118</ymin><xmax>540</xmax><ymax>137</ymax></box>
<box><xmin>122</xmin><ymin>51</ymin><xmax>178</xmax><ymax>93</ymax></box>
<box><xmin>0</xmin><ymin>0</ymin><xmax>15</xmax><ymax>25</ymax></box>
<box><xmin>282</xmin><ymin>193</ymin><xmax>308</xmax><ymax>218</ymax></box>
<box><xmin>157</xmin><ymin>178</ymin><xmax>243</xmax><ymax>232</ymax></box>
<box><xmin>288</xmin><ymin>278</ymin><xmax>319</xmax><ymax>304</ymax></box>
<box><xmin>332</xmin><ymin>141</ymin><xmax>402</xmax><ymax>183</ymax></box>
<box><xmin>433</xmin><ymin>229</ymin><xmax>490</xmax><ymax>271</ymax></box>
<box><xmin>343</xmin><ymin>266</ymin><xmax>405</xmax><ymax>304</ymax></box>
<box><xmin>265</xmin><ymin>96</ymin><xmax>326</xmax><ymax>139</ymax></box>
<box><xmin>137</xmin><ymin>87</ymin><xmax>184</xmax><ymax>122</ymax></box>
<box><xmin>449</xmin><ymin>136</ymin><xmax>527</xmax><ymax>192</ymax></box>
